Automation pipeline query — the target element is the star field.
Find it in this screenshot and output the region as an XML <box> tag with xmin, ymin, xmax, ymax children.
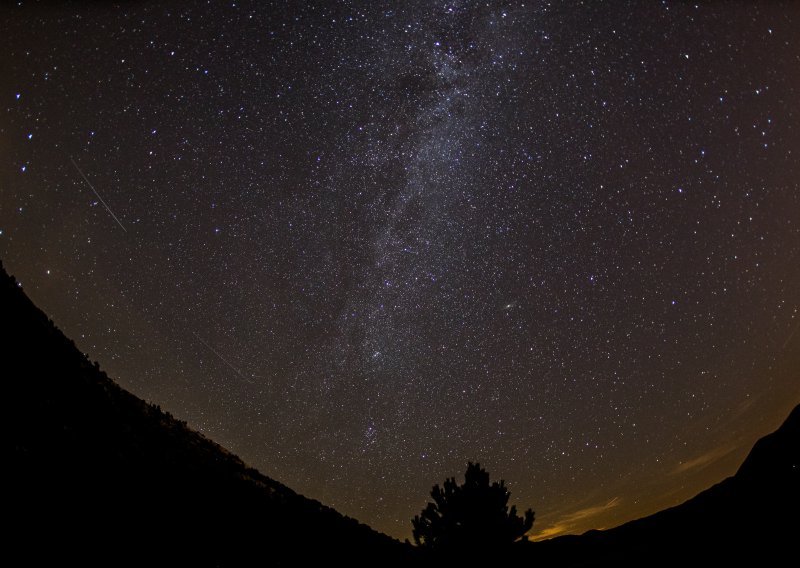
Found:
<box><xmin>1</xmin><ymin>1</ymin><xmax>799</xmax><ymax>539</ymax></box>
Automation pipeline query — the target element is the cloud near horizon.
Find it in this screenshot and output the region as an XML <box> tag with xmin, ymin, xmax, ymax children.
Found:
<box><xmin>670</xmin><ymin>444</ymin><xmax>737</xmax><ymax>476</ymax></box>
<box><xmin>532</xmin><ymin>497</ymin><xmax>621</xmax><ymax>540</ymax></box>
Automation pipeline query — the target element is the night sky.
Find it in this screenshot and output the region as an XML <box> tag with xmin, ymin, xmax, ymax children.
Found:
<box><xmin>2</xmin><ymin>1</ymin><xmax>799</xmax><ymax>540</ymax></box>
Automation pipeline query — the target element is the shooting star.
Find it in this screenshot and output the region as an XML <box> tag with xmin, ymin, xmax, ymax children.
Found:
<box><xmin>782</xmin><ymin>318</ymin><xmax>800</xmax><ymax>350</ymax></box>
<box><xmin>192</xmin><ymin>331</ymin><xmax>254</xmax><ymax>384</ymax></box>
<box><xmin>70</xmin><ymin>157</ymin><xmax>127</xmax><ymax>232</ymax></box>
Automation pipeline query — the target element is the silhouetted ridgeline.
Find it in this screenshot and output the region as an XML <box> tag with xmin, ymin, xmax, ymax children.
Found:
<box><xmin>2</xmin><ymin>261</ymin><xmax>413</xmax><ymax>567</ymax></box>
<box><xmin>3</xmin><ymin>257</ymin><xmax>798</xmax><ymax>567</ymax></box>
<box><xmin>531</xmin><ymin>404</ymin><xmax>799</xmax><ymax>567</ymax></box>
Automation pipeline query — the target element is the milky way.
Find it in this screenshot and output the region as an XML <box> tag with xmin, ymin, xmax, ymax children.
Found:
<box><xmin>2</xmin><ymin>2</ymin><xmax>799</xmax><ymax>538</ymax></box>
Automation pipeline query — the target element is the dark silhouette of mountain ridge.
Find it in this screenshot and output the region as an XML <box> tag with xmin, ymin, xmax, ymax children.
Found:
<box><xmin>4</xmin><ymin>257</ymin><xmax>797</xmax><ymax>567</ymax></box>
<box><xmin>2</xmin><ymin>261</ymin><xmax>413</xmax><ymax>567</ymax></box>
<box><xmin>736</xmin><ymin>404</ymin><xmax>799</xmax><ymax>481</ymax></box>
<box><xmin>531</xmin><ymin>403</ymin><xmax>799</xmax><ymax>566</ymax></box>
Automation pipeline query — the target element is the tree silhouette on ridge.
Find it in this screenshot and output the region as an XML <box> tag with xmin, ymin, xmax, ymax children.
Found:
<box><xmin>412</xmin><ymin>462</ymin><xmax>534</xmax><ymax>553</ymax></box>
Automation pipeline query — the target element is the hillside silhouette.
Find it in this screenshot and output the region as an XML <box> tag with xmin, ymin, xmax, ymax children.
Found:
<box><xmin>2</xmin><ymin>261</ymin><xmax>412</xmax><ymax>567</ymax></box>
<box><xmin>3</xmin><ymin>258</ymin><xmax>798</xmax><ymax>567</ymax></box>
<box><xmin>531</xmin><ymin>403</ymin><xmax>799</xmax><ymax>566</ymax></box>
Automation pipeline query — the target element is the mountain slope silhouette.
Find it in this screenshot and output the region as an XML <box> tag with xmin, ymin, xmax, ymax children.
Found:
<box><xmin>3</xmin><ymin>259</ymin><xmax>797</xmax><ymax>566</ymax></box>
<box><xmin>532</xmin><ymin>404</ymin><xmax>799</xmax><ymax>566</ymax></box>
<box><xmin>2</xmin><ymin>261</ymin><xmax>412</xmax><ymax>567</ymax></box>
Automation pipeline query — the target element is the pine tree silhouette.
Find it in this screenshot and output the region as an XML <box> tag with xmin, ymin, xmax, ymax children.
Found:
<box><xmin>412</xmin><ymin>462</ymin><xmax>534</xmax><ymax>554</ymax></box>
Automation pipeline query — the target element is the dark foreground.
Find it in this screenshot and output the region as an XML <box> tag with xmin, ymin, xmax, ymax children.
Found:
<box><xmin>4</xmin><ymin>259</ymin><xmax>798</xmax><ymax>566</ymax></box>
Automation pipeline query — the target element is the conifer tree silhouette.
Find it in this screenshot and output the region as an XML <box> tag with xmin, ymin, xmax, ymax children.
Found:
<box><xmin>412</xmin><ymin>462</ymin><xmax>534</xmax><ymax>553</ymax></box>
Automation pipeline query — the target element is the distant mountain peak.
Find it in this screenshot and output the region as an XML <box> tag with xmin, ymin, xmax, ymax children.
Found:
<box><xmin>736</xmin><ymin>403</ymin><xmax>800</xmax><ymax>481</ymax></box>
<box><xmin>532</xmin><ymin>401</ymin><xmax>800</xmax><ymax>566</ymax></box>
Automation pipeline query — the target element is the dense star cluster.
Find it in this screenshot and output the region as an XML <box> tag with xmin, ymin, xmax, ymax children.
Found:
<box><xmin>1</xmin><ymin>2</ymin><xmax>798</xmax><ymax>539</ymax></box>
